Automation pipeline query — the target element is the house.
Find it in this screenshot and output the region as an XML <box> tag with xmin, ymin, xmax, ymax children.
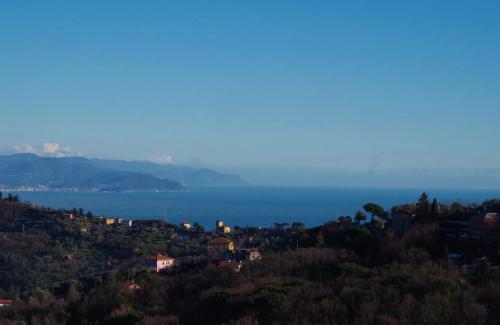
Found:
<box><xmin>121</xmin><ymin>220</ymin><xmax>133</xmax><ymax>227</ymax></box>
<box><xmin>105</xmin><ymin>218</ymin><xmax>115</xmax><ymax>225</ymax></box>
<box><xmin>0</xmin><ymin>299</ymin><xmax>12</xmax><ymax>308</ymax></box>
<box><xmin>180</xmin><ymin>221</ymin><xmax>192</xmax><ymax>231</ymax></box>
<box><xmin>144</xmin><ymin>255</ymin><xmax>175</xmax><ymax>272</ymax></box>
<box><xmin>127</xmin><ymin>281</ymin><xmax>141</xmax><ymax>292</ymax></box>
<box><xmin>215</xmin><ymin>219</ymin><xmax>231</xmax><ymax>234</ymax></box>
<box><xmin>237</xmin><ymin>248</ymin><xmax>262</xmax><ymax>262</ymax></box>
<box><xmin>207</xmin><ymin>237</ymin><xmax>235</xmax><ymax>258</ymax></box>
<box><xmin>64</xmin><ymin>213</ymin><xmax>75</xmax><ymax>220</ymax></box>
<box><xmin>470</xmin><ymin>213</ymin><xmax>500</xmax><ymax>243</ymax></box>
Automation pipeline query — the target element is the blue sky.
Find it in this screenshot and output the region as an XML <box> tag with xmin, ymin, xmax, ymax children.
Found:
<box><xmin>1</xmin><ymin>1</ymin><xmax>500</xmax><ymax>172</ymax></box>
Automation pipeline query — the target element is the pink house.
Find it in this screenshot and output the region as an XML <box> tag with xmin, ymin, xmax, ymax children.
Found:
<box><xmin>0</xmin><ymin>299</ymin><xmax>12</xmax><ymax>308</ymax></box>
<box><xmin>144</xmin><ymin>255</ymin><xmax>175</xmax><ymax>272</ymax></box>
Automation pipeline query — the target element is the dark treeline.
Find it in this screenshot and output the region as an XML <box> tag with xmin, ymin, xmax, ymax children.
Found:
<box><xmin>0</xmin><ymin>192</ymin><xmax>500</xmax><ymax>324</ymax></box>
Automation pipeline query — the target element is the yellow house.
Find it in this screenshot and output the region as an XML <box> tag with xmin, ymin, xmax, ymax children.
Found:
<box><xmin>180</xmin><ymin>221</ymin><xmax>192</xmax><ymax>231</ymax></box>
<box><xmin>216</xmin><ymin>219</ymin><xmax>231</xmax><ymax>234</ymax></box>
<box><xmin>105</xmin><ymin>218</ymin><xmax>115</xmax><ymax>225</ymax></box>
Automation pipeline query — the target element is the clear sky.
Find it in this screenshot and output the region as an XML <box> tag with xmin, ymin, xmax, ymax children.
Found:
<box><xmin>1</xmin><ymin>1</ymin><xmax>500</xmax><ymax>172</ymax></box>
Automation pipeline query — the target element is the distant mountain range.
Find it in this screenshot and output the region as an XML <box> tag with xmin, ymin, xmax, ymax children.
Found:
<box><xmin>0</xmin><ymin>154</ymin><xmax>247</xmax><ymax>192</ymax></box>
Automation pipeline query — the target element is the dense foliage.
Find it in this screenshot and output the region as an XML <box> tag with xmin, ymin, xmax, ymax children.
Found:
<box><xmin>0</xmin><ymin>192</ymin><xmax>500</xmax><ymax>324</ymax></box>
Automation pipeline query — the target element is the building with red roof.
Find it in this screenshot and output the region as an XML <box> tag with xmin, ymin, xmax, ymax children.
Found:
<box><xmin>0</xmin><ymin>299</ymin><xmax>12</xmax><ymax>308</ymax></box>
<box><xmin>207</xmin><ymin>237</ymin><xmax>235</xmax><ymax>258</ymax></box>
<box><xmin>144</xmin><ymin>255</ymin><xmax>175</xmax><ymax>272</ymax></box>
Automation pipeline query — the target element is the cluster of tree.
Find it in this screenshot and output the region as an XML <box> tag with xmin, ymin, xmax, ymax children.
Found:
<box><xmin>0</xmin><ymin>193</ymin><xmax>500</xmax><ymax>324</ymax></box>
<box><xmin>0</xmin><ymin>191</ymin><xmax>19</xmax><ymax>203</ymax></box>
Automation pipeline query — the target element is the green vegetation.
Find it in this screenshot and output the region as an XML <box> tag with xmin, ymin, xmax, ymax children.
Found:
<box><xmin>0</xmin><ymin>192</ymin><xmax>500</xmax><ymax>324</ymax></box>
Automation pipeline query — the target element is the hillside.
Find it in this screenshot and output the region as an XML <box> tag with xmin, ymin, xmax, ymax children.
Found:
<box><xmin>1</xmin><ymin>194</ymin><xmax>500</xmax><ymax>324</ymax></box>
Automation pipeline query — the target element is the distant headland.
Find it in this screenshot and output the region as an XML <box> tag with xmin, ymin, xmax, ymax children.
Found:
<box><xmin>0</xmin><ymin>153</ymin><xmax>247</xmax><ymax>192</ymax></box>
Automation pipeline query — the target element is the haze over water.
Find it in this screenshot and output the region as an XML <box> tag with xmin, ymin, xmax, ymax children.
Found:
<box><xmin>12</xmin><ymin>186</ymin><xmax>500</xmax><ymax>228</ymax></box>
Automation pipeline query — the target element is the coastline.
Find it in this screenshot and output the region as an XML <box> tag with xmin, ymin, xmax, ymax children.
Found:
<box><xmin>7</xmin><ymin>186</ymin><xmax>500</xmax><ymax>229</ymax></box>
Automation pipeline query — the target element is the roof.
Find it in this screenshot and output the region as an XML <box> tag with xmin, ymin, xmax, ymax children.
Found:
<box><xmin>0</xmin><ymin>299</ymin><xmax>12</xmax><ymax>305</ymax></box>
<box><xmin>485</xmin><ymin>213</ymin><xmax>500</xmax><ymax>219</ymax></box>
<box><xmin>208</xmin><ymin>237</ymin><xmax>233</xmax><ymax>244</ymax></box>
<box><xmin>144</xmin><ymin>255</ymin><xmax>175</xmax><ymax>261</ymax></box>
<box><xmin>217</xmin><ymin>261</ymin><xmax>241</xmax><ymax>269</ymax></box>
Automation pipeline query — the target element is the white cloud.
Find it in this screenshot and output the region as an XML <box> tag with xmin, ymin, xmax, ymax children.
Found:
<box><xmin>14</xmin><ymin>144</ymin><xmax>37</xmax><ymax>153</ymax></box>
<box><xmin>42</xmin><ymin>143</ymin><xmax>60</xmax><ymax>154</ymax></box>
<box><xmin>42</xmin><ymin>143</ymin><xmax>74</xmax><ymax>156</ymax></box>
<box><xmin>13</xmin><ymin>144</ymin><xmax>37</xmax><ymax>154</ymax></box>
<box><xmin>149</xmin><ymin>154</ymin><xmax>175</xmax><ymax>165</ymax></box>
<box><xmin>12</xmin><ymin>143</ymin><xmax>77</xmax><ymax>157</ymax></box>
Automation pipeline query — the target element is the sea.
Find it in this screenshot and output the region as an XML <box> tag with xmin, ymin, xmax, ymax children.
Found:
<box><xmin>10</xmin><ymin>186</ymin><xmax>500</xmax><ymax>228</ymax></box>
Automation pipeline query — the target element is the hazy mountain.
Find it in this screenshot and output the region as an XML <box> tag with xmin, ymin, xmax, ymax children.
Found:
<box><xmin>90</xmin><ymin>158</ymin><xmax>247</xmax><ymax>186</ymax></box>
<box><xmin>0</xmin><ymin>154</ymin><xmax>247</xmax><ymax>191</ymax></box>
<box><xmin>0</xmin><ymin>154</ymin><xmax>183</xmax><ymax>192</ymax></box>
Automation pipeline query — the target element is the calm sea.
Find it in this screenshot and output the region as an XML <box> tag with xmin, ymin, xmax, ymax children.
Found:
<box><xmin>10</xmin><ymin>186</ymin><xmax>500</xmax><ymax>228</ymax></box>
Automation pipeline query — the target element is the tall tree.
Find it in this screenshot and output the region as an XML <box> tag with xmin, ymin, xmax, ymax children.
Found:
<box><xmin>355</xmin><ymin>210</ymin><xmax>367</xmax><ymax>224</ymax></box>
<box><xmin>291</xmin><ymin>222</ymin><xmax>305</xmax><ymax>232</ymax></box>
<box><xmin>416</xmin><ymin>193</ymin><xmax>430</xmax><ymax>220</ymax></box>
<box><xmin>430</xmin><ymin>198</ymin><xmax>439</xmax><ymax>220</ymax></box>
<box><xmin>363</xmin><ymin>203</ymin><xmax>387</xmax><ymax>223</ymax></box>
<box><xmin>315</xmin><ymin>231</ymin><xmax>325</xmax><ymax>247</ymax></box>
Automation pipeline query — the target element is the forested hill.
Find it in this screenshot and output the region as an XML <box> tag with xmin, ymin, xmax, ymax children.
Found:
<box><xmin>1</xmin><ymin>193</ymin><xmax>500</xmax><ymax>324</ymax></box>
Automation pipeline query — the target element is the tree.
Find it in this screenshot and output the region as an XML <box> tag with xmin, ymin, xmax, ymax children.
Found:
<box><xmin>193</xmin><ymin>222</ymin><xmax>205</xmax><ymax>234</ymax></box>
<box><xmin>363</xmin><ymin>203</ymin><xmax>387</xmax><ymax>223</ymax></box>
<box><xmin>0</xmin><ymin>191</ymin><xmax>3</xmax><ymax>201</ymax></box>
<box><xmin>6</xmin><ymin>193</ymin><xmax>18</xmax><ymax>202</ymax></box>
<box><xmin>66</xmin><ymin>281</ymin><xmax>80</xmax><ymax>304</ymax></box>
<box><xmin>416</xmin><ymin>193</ymin><xmax>430</xmax><ymax>220</ymax></box>
<box><xmin>315</xmin><ymin>231</ymin><xmax>325</xmax><ymax>247</ymax></box>
<box><xmin>355</xmin><ymin>211</ymin><xmax>366</xmax><ymax>224</ymax></box>
<box><xmin>430</xmin><ymin>198</ymin><xmax>439</xmax><ymax>220</ymax></box>
<box><xmin>291</xmin><ymin>222</ymin><xmax>305</xmax><ymax>232</ymax></box>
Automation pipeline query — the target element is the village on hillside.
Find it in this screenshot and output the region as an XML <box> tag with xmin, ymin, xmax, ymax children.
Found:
<box><xmin>1</xmin><ymin>191</ymin><xmax>500</xmax><ymax>323</ymax></box>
